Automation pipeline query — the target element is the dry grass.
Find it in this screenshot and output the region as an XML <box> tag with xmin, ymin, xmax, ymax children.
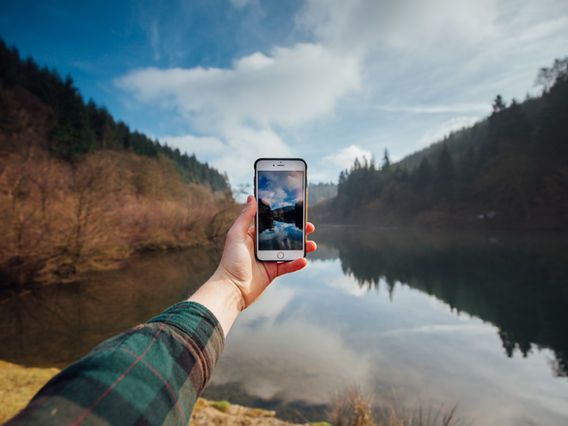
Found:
<box><xmin>0</xmin><ymin>147</ymin><xmax>238</xmax><ymax>286</ymax></box>
<box><xmin>0</xmin><ymin>360</ymin><xmax>60</xmax><ymax>423</ymax></box>
<box><xmin>331</xmin><ymin>388</ymin><xmax>377</xmax><ymax>426</ymax></box>
<box><xmin>330</xmin><ymin>388</ymin><xmax>462</xmax><ymax>426</ymax></box>
<box><xmin>0</xmin><ymin>366</ymin><xmax>462</xmax><ymax>426</ymax></box>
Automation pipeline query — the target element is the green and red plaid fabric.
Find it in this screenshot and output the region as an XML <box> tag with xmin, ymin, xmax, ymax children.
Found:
<box><xmin>7</xmin><ymin>301</ymin><xmax>224</xmax><ymax>425</ymax></box>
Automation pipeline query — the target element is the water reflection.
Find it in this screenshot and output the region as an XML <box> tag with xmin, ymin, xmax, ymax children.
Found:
<box><xmin>206</xmin><ymin>227</ymin><xmax>568</xmax><ymax>424</ymax></box>
<box><xmin>315</xmin><ymin>227</ymin><xmax>568</xmax><ymax>377</ymax></box>
<box><xmin>0</xmin><ymin>248</ymin><xmax>219</xmax><ymax>367</ymax></box>
<box><xmin>1</xmin><ymin>227</ymin><xmax>567</xmax><ymax>424</ymax></box>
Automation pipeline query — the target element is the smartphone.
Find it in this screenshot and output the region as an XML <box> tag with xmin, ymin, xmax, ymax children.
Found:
<box><xmin>254</xmin><ymin>158</ymin><xmax>307</xmax><ymax>262</ymax></box>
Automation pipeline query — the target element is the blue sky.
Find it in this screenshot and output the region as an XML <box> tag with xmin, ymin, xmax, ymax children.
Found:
<box><xmin>1</xmin><ymin>0</ymin><xmax>567</xmax><ymax>187</ymax></box>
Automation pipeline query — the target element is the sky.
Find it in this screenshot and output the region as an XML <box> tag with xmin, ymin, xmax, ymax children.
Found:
<box><xmin>1</xmin><ymin>0</ymin><xmax>567</xmax><ymax>188</ymax></box>
<box><xmin>258</xmin><ymin>171</ymin><xmax>303</xmax><ymax>209</ymax></box>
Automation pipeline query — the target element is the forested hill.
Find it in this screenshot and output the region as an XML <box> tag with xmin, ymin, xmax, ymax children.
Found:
<box><xmin>316</xmin><ymin>57</ymin><xmax>568</xmax><ymax>229</ymax></box>
<box><xmin>0</xmin><ymin>39</ymin><xmax>240</xmax><ymax>287</ymax></box>
<box><xmin>0</xmin><ymin>38</ymin><xmax>228</xmax><ymax>191</ymax></box>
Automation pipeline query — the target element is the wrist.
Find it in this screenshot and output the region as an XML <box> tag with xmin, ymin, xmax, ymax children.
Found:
<box><xmin>188</xmin><ymin>269</ymin><xmax>246</xmax><ymax>337</ymax></box>
<box><xmin>210</xmin><ymin>266</ymin><xmax>248</xmax><ymax>311</ymax></box>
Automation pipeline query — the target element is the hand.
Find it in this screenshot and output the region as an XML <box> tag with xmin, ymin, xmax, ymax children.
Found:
<box><xmin>213</xmin><ymin>195</ymin><xmax>317</xmax><ymax>308</ymax></box>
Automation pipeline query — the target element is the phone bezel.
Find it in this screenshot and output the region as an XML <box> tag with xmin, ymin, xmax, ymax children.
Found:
<box><xmin>254</xmin><ymin>158</ymin><xmax>307</xmax><ymax>262</ymax></box>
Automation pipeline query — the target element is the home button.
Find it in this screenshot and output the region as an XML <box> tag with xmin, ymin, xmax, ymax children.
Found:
<box><xmin>277</xmin><ymin>252</ymin><xmax>284</xmax><ymax>259</ymax></box>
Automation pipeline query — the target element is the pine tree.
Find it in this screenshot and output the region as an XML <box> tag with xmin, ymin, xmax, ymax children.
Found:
<box><xmin>381</xmin><ymin>148</ymin><xmax>391</xmax><ymax>172</ymax></box>
<box><xmin>492</xmin><ymin>95</ymin><xmax>506</xmax><ymax>113</ymax></box>
<box><xmin>434</xmin><ymin>143</ymin><xmax>455</xmax><ymax>203</ymax></box>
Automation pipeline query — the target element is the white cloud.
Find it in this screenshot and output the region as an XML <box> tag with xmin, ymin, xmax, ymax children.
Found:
<box><xmin>373</xmin><ymin>103</ymin><xmax>491</xmax><ymax>114</ymax></box>
<box><xmin>212</xmin><ymin>125</ymin><xmax>290</xmax><ymax>185</ymax></box>
<box><xmin>323</xmin><ymin>145</ymin><xmax>373</xmax><ymax>172</ymax></box>
<box><xmin>160</xmin><ymin>127</ymin><xmax>291</xmax><ymax>187</ymax></box>
<box><xmin>297</xmin><ymin>0</ymin><xmax>498</xmax><ymax>53</ymax></box>
<box><xmin>116</xmin><ymin>43</ymin><xmax>360</xmax><ymax>129</ymax></box>
<box><xmin>118</xmin><ymin>0</ymin><xmax>568</xmax><ymax>187</ymax></box>
<box><xmin>117</xmin><ymin>42</ymin><xmax>361</xmax><ymax>185</ymax></box>
<box><xmin>161</xmin><ymin>134</ymin><xmax>227</xmax><ymax>157</ymax></box>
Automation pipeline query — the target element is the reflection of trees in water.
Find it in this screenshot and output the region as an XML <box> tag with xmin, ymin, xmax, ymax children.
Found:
<box><xmin>258</xmin><ymin>199</ymin><xmax>273</xmax><ymax>233</ymax></box>
<box><xmin>318</xmin><ymin>228</ymin><xmax>568</xmax><ymax>376</ymax></box>
<box><xmin>258</xmin><ymin>199</ymin><xmax>303</xmax><ymax>234</ymax></box>
<box><xmin>0</xmin><ymin>248</ymin><xmax>219</xmax><ymax>367</ymax></box>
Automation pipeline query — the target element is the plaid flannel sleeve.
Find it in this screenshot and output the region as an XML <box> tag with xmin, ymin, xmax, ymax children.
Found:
<box><xmin>7</xmin><ymin>301</ymin><xmax>225</xmax><ymax>426</ymax></box>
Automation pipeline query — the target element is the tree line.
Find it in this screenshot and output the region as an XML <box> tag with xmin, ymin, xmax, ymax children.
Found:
<box><xmin>315</xmin><ymin>227</ymin><xmax>568</xmax><ymax>377</ymax></box>
<box><xmin>0</xmin><ymin>38</ymin><xmax>228</xmax><ymax>192</ymax></box>
<box><xmin>332</xmin><ymin>57</ymin><xmax>568</xmax><ymax>228</ymax></box>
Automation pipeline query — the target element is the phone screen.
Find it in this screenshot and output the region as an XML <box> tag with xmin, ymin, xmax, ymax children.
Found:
<box><xmin>257</xmin><ymin>170</ymin><xmax>305</xmax><ymax>251</ymax></box>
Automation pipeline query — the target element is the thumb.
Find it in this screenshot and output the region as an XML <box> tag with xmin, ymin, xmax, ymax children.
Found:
<box><xmin>231</xmin><ymin>195</ymin><xmax>257</xmax><ymax>235</ymax></box>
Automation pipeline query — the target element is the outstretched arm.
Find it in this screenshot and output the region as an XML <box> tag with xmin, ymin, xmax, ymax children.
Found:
<box><xmin>189</xmin><ymin>195</ymin><xmax>317</xmax><ymax>335</ymax></box>
<box><xmin>8</xmin><ymin>196</ymin><xmax>316</xmax><ymax>425</ymax></box>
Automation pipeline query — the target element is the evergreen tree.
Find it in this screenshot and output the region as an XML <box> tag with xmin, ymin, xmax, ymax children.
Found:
<box><xmin>381</xmin><ymin>148</ymin><xmax>391</xmax><ymax>172</ymax></box>
<box><xmin>415</xmin><ymin>157</ymin><xmax>432</xmax><ymax>187</ymax></box>
<box><xmin>50</xmin><ymin>77</ymin><xmax>96</xmax><ymax>161</ymax></box>
<box><xmin>492</xmin><ymin>95</ymin><xmax>506</xmax><ymax>113</ymax></box>
<box><xmin>534</xmin><ymin>58</ymin><xmax>568</xmax><ymax>157</ymax></box>
<box><xmin>434</xmin><ymin>143</ymin><xmax>455</xmax><ymax>203</ymax></box>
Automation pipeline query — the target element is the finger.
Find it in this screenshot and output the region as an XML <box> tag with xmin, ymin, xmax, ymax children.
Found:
<box><xmin>231</xmin><ymin>195</ymin><xmax>257</xmax><ymax>235</ymax></box>
<box><xmin>306</xmin><ymin>222</ymin><xmax>315</xmax><ymax>234</ymax></box>
<box><xmin>247</xmin><ymin>224</ymin><xmax>256</xmax><ymax>239</ymax></box>
<box><xmin>306</xmin><ymin>240</ymin><xmax>317</xmax><ymax>253</ymax></box>
<box><xmin>276</xmin><ymin>258</ymin><xmax>308</xmax><ymax>277</ymax></box>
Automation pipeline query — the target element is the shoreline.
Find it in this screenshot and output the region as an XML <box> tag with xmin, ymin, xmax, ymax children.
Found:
<box><xmin>0</xmin><ymin>360</ymin><xmax>318</xmax><ymax>425</ymax></box>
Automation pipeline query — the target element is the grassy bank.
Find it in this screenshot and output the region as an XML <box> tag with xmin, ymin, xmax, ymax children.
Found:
<box><xmin>0</xmin><ymin>360</ymin><xmax>60</xmax><ymax>423</ymax></box>
<box><xmin>0</xmin><ymin>361</ymin><xmax>462</xmax><ymax>425</ymax></box>
<box><xmin>0</xmin><ymin>362</ymin><xmax>313</xmax><ymax>425</ymax></box>
<box><xmin>0</xmin><ymin>146</ymin><xmax>239</xmax><ymax>288</ymax></box>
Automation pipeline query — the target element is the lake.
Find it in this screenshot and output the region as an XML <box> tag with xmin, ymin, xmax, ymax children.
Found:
<box><xmin>1</xmin><ymin>226</ymin><xmax>567</xmax><ymax>425</ymax></box>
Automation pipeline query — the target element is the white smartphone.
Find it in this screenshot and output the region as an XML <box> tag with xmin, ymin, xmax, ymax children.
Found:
<box><xmin>254</xmin><ymin>158</ymin><xmax>307</xmax><ymax>262</ymax></box>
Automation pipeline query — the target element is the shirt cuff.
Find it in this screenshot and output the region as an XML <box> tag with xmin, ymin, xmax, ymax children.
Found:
<box><xmin>147</xmin><ymin>301</ymin><xmax>225</xmax><ymax>364</ymax></box>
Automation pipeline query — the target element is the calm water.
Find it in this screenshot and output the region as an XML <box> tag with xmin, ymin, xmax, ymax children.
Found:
<box><xmin>1</xmin><ymin>227</ymin><xmax>567</xmax><ymax>425</ymax></box>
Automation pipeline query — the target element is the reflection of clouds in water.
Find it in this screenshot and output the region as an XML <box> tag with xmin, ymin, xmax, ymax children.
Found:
<box><xmin>214</xmin><ymin>250</ymin><xmax>568</xmax><ymax>425</ymax></box>
<box><xmin>325</xmin><ymin>275</ymin><xmax>371</xmax><ymax>297</ymax></box>
<box><xmin>381</xmin><ymin>323</ymin><xmax>489</xmax><ymax>337</ymax></box>
<box><xmin>299</xmin><ymin>262</ymin><xmax>568</xmax><ymax>424</ymax></box>
<box><xmin>215</xmin><ymin>280</ymin><xmax>372</xmax><ymax>403</ymax></box>
<box><xmin>323</xmin><ymin>274</ymin><xmax>403</xmax><ymax>298</ymax></box>
<box><xmin>259</xmin><ymin>221</ymin><xmax>302</xmax><ymax>250</ymax></box>
<box><xmin>214</xmin><ymin>319</ymin><xmax>373</xmax><ymax>403</ymax></box>
<box><xmin>240</xmin><ymin>285</ymin><xmax>296</xmax><ymax>325</ymax></box>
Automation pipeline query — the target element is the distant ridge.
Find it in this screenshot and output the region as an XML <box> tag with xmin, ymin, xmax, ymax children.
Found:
<box><xmin>314</xmin><ymin>57</ymin><xmax>568</xmax><ymax>229</ymax></box>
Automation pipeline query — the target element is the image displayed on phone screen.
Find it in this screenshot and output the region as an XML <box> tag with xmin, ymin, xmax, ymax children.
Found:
<box><xmin>258</xmin><ymin>171</ymin><xmax>304</xmax><ymax>250</ymax></box>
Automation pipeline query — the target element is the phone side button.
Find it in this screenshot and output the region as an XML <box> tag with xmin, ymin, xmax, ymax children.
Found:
<box><xmin>277</xmin><ymin>252</ymin><xmax>284</xmax><ymax>259</ymax></box>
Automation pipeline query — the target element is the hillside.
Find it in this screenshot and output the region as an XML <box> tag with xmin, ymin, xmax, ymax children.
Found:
<box><xmin>0</xmin><ymin>38</ymin><xmax>228</xmax><ymax>191</ymax></box>
<box><xmin>0</xmin><ymin>40</ymin><xmax>239</xmax><ymax>288</ymax></box>
<box><xmin>314</xmin><ymin>57</ymin><xmax>568</xmax><ymax>229</ymax></box>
